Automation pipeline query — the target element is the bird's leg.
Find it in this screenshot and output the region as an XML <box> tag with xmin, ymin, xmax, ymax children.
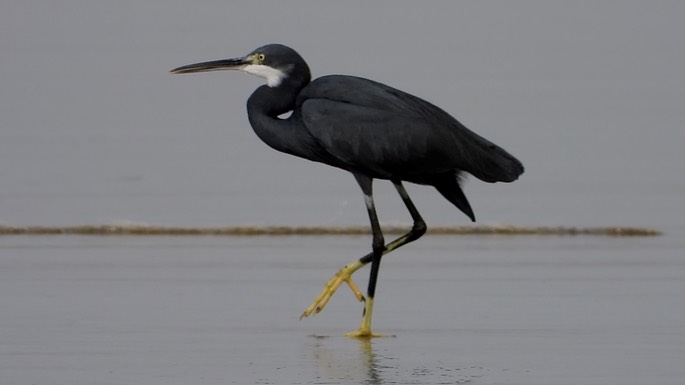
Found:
<box><xmin>299</xmin><ymin>259</ymin><xmax>365</xmax><ymax>320</ymax></box>
<box><xmin>359</xmin><ymin>180</ymin><xmax>426</xmax><ymax>265</ymax></box>
<box><xmin>347</xmin><ymin>181</ymin><xmax>426</xmax><ymax>338</ymax></box>
<box><xmin>346</xmin><ymin>175</ymin><xmax>385</xmax><ymax>338</ymax></box>
<box><xmin>300</xmin><ymin>178</ymin><xmax>426</xmax><ymax>338</ymax></box>
<box><xmin>299</xmin><ymin>175</ymin><xmax>382</xmax><ymax>336</ymax></box>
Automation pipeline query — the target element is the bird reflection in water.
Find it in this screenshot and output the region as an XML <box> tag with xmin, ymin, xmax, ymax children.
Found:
<box><xmin>307</xmin><ymin>335</ymin><xmax>480</xmax><ymax>384</ymax></box>
<box><xmin>307</xmin><ymin>336</ymin><xmax>388</xmax><ymax>385</ymax></box>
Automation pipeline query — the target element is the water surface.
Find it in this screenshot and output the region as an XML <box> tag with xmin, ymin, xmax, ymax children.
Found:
<box><xmin>1</xmin><ymin>234</ymin><xmax>683</xmax><ymax>384</ymax></box>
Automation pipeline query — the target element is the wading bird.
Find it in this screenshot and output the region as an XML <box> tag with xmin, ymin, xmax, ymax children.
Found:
<box><xmin>171</xmin><ymin>44</ymin><xmax>523</xmax><ymax>337</ymax></box>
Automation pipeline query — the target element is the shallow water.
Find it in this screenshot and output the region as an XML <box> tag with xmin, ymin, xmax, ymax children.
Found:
<box><xmin>1</xmin><ymin>234</ymin><xmax>683</xmax><ymax>384</ymax></box>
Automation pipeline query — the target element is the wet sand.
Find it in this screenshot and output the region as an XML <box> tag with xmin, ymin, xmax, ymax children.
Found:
<box><xmin>1</xmin><ymin>234</ymin><xmax>683</xmax><ymax>384</ymax></box>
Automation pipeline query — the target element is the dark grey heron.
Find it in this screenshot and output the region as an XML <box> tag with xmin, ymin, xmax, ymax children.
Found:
<box><xmin>170</xmin><ymin>44</ymin><xmax>524</xmax><ymax>337</ymax></box>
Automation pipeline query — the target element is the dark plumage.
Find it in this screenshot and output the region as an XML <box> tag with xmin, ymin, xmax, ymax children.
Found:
<box><xmin>171</xmin><ymin>44</ymin><xmax>523</xmax><ymax>337</ymax></box>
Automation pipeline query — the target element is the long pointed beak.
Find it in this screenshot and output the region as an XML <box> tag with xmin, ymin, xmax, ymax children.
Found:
<box><xmin>170</xmin><ymin>57</ymin><xmax>251</xmax><ymax>74</ymax></box>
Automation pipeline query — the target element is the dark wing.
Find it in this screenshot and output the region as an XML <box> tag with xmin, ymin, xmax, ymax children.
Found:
<box><xmin>300</xmin><ymin>99</ymin><xmax>454</xmax><ymax>179</ymax></box>
<box><xmin>297</xmin><ymin>75</ymin><xmax>524</xmax><ymax>183</ymax></box>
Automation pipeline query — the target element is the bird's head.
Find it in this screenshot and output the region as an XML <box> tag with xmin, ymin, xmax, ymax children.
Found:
<box><xmin>170</xmin><ymin>44</ymin><xmax>311</xmax><ymax>88</ymax></box>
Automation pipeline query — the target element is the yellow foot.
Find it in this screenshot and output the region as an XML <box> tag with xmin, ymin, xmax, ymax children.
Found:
<box><xmin>344</xmin><ymin>328</ymin><xmax>385</xmax><ymax>338</ymax></box>
<box><xmin>344</xmin><ymin>298</ymin><xmax>388</xmax><ymax>338</ymax></box>
<box><xmin>300</xmin><ymin>260</ymin><xmax>365</xmax><ymax>319</ymax></box>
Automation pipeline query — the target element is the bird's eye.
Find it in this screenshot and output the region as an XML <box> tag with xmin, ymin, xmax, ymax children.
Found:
<box><xmin>258</xmin><ymin>53</ymin><xmax>266</xmax><ymax>61</ymax></box>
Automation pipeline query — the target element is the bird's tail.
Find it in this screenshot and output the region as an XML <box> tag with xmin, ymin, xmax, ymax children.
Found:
<box><xmin>432</xmin><ymin>174</ymin><xmax>476</xmax><ymax>222</ymax></box>
<box><xmin>463</xmin><ymin>133</ymin><xmax>524</xmax><ymax>184</ymax></box>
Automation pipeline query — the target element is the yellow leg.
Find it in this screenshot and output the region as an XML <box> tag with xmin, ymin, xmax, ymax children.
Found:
<box><xmin>345</xmin><ymin>297</ymin><xmax>383</xmax><ymax>338</ymax></box>
<box><xmin>300</xmin><ymin>260</ymin><xmax>365</xmax><ymax>319</ymax></box>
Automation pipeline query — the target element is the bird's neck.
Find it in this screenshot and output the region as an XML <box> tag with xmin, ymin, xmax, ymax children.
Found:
<box><xmin>247</xmin><ymin>84</ymin><xmax>297</xmax><ymax>118</ymax></box>
<box><xmin>246</xmin><ymin>83</ymin><xmax>306</xmax><ymax>155</ymax></box>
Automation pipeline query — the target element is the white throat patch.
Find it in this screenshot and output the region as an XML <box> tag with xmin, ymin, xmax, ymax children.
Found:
<box><xmin>243</xmin><ymin>64</ymin><xmax>287</xmax><ymax>87</ymax></box>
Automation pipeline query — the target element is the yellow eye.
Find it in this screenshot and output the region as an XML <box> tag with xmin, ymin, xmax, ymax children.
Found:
<box><xmin>258</xmin><ymin>53</ymin><xmax>265</xmax><ymax>61</ymax></box>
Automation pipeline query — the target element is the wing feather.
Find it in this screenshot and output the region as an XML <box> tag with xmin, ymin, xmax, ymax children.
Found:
<box><xmin>298</xmin><ymin>75</ymin><xmax>523</xmax><ymax>182</ymax></box>
<box><xmin>301</xmin><ymin>99</ymin><xmax>455</xmax><ymax>179</ymax></box>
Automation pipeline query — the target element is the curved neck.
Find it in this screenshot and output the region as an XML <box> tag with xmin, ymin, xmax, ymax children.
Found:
<box><xmin>247</xmin><ymin>83</ymin><xmax>298</xmax><ymax>119</ymax></box>
<box><xmin>246</xmin><ymin>80</ymin><xmax>308</xmax><ymax>156</ymax></box>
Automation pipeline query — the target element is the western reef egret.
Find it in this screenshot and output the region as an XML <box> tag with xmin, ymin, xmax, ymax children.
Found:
<box><xmin>171</xmin><ymin>44</ymin><xmax>524</xmax><ymax>337</ymax></box>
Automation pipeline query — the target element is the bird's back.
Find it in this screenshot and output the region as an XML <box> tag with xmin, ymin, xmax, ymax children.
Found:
<box><xmin>296</xmin><ymin>75</ymin><xmax>524</xmax><ymax>184</ymax></box>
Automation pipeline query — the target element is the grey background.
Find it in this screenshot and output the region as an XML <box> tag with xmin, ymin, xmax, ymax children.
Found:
<box><xmin>2</xmin><ymin>1</ymin><xmax>683</xmax><ymax>231</ymax></box>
